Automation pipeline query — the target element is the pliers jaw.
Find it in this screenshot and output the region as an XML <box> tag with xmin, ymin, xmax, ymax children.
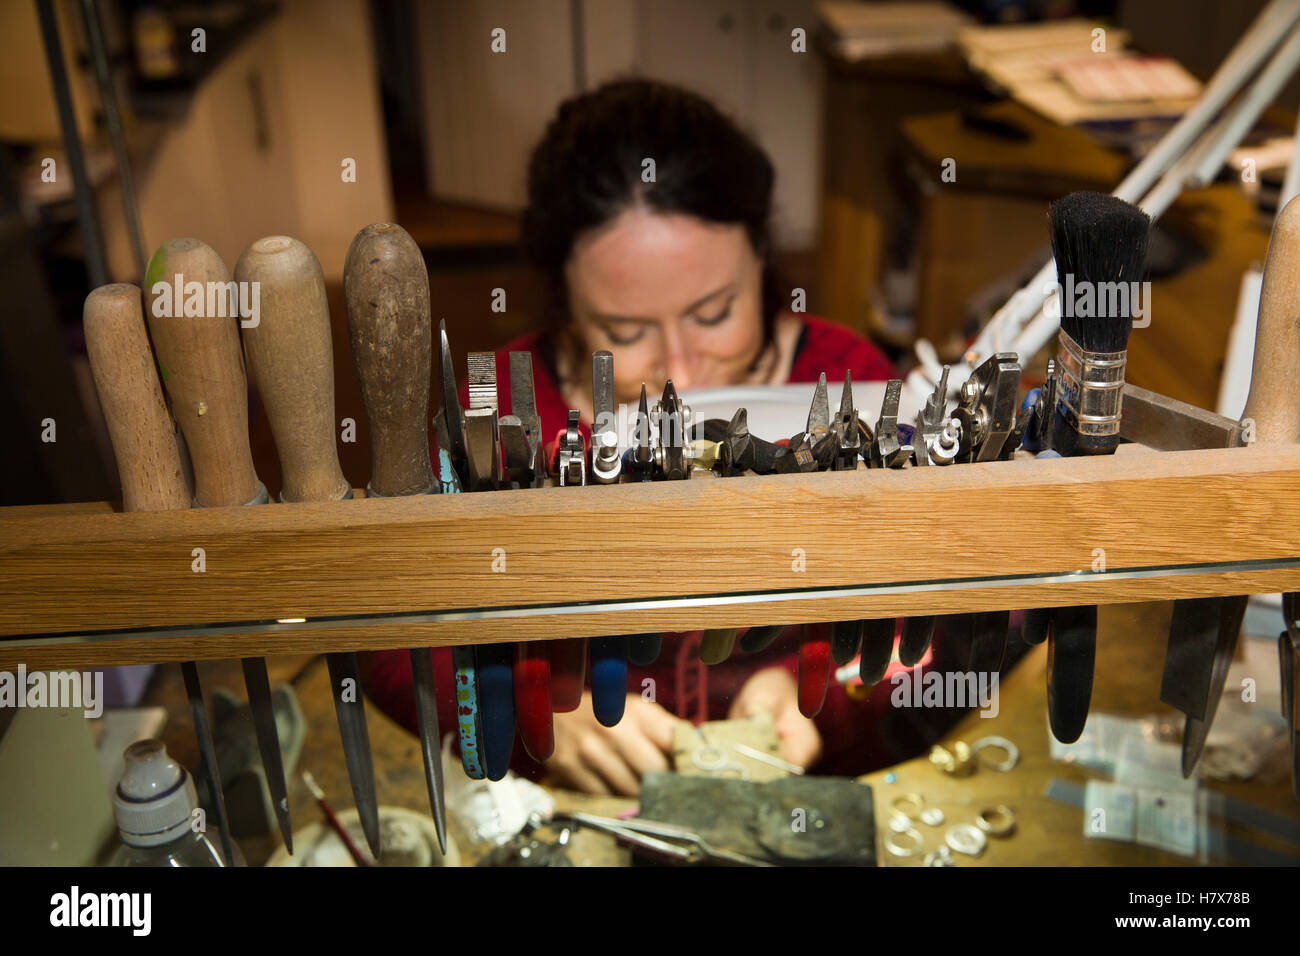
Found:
<box><xmin>654</xmin><ymin>380</ymin><xmax>689</xmax><ymax>481</ymax></box>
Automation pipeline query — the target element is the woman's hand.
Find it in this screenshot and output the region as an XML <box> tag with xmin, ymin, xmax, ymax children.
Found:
<box><xmin>547</xmin><ymin>692</ymin><xmax>684</xmax><ymax>796</ymax></box>
<box><xmin>728</xmin><ymin>666</ymin><xmax>822</xmax><ymax>769</ymax></box>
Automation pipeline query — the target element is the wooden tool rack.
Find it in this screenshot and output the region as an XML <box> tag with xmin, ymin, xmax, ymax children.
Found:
<box><xmin>3</xmin><ymin>442</ymin><xmax>1299</xmax><ymax>671</ymax></box>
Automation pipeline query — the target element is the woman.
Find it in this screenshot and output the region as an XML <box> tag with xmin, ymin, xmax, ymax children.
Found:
<box><xmin>364</xmin><ymin>79</ymin><xmax>938</xmax><ymax>795</ymax></box>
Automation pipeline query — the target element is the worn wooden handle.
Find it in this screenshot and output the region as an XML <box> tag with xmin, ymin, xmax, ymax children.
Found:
<box><xmin>83</xmin><ymin>284</ymin><xmax>189</xmax><ymax>513</ymax></box>
<box><xmin>236</xmin><ymin>236</ymin><xmax>350</xmax><ymax>503</ymax></box>
<box><xmin>144</xmin><ymin>238</ymin><xmax>263</xmax><ymax>507</ymax></box>
<box><xmin>344</xmin><ymin>222</ymin><xmax>434</xmax><ymax>497</ymax></box>
<box><xmin>1243</xmin><ymin>194</ymin><xmax>1300</xmax><ymax>445</ymax></box>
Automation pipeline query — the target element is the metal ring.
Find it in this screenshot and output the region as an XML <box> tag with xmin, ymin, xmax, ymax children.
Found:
<box><xmin>884</xmin><ymin>828</ymin><xmax>924</xmax><ymax>858</ymax></box>
<box><xmin>920</xmin><ymin>807</ymin><xmax>946</xmax><ymax>826</ymax></box>
<box><xmin>945</xmin><ymin>823</ymin><xmax>987</xmax><ymax>857</ymax></box>
<box><xmin>891</xmin><ymin>793</ymin><xmax>925</xmax><ymax>820</ymax></box>
<box><xmin>976</xmin><ymin>805</ymin><xmax>1016</xmax><ymax>837</ymax></box>
<box><xmin>691</xmin><ymin>745</ymin><xmax>729</xmax><ymax>772</ymax></box>
<box><xmin>971</xmin><ymin>735</ymin><xmax>1020</xmax><ymax>772</ymax></box>
<box><xmin>888</xmin><ymin>812</ymin><xmax>912</xmax><ymax>833</ymax></box>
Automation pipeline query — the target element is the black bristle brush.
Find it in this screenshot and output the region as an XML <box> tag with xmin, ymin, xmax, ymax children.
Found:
<box><xmin>1049</xmin><ymin>190</ymin><xmax>1152</xmax><ymax>457</ymax></box>
<box><xmin>1040</xmin><ymin>191</ymin><xmax>1151</xmax><ymax>743</ymax></box>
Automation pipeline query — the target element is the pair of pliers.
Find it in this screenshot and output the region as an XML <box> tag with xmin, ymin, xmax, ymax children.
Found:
<box><xmin>439</xmin><ymin>325</ymin><xmax>514</xmax><ymax>781</ymax></box>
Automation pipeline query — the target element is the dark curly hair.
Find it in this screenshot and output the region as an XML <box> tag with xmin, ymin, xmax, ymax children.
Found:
<box><xmin>522</xmin><ymin>78</ymin><xmax>782</xmax><ymax>368</ymax></box>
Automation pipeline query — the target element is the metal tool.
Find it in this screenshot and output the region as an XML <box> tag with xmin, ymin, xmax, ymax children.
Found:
<box><xmin>866</xmin><ymin>378</ymin><xmax>912</xmax><ymax>469</ymax></box>
<box><xmin>343</xmin><ymin>223</ymin><xmax>441</xmax><ymax>853</ymax></box>
<box><xmin>951</xmin><ymin>353</ymin><xmax>1023</xmax><ymax>464</ymax></box>
<box><xmin>899</xmin><ymin>369</ymin><xmax>950</xmax><ymax>663</ymax></box>
<box><xmin>1180</xmin><ymin>597</ymin><xmax>1247</xmax><ymax>778</ymax></box>
<box><xmin>655</xmin><ymin>380</ymin><xmax>690</xmax><ymax>480</ymax></box>
<box><xmin>553</xmin><ymin>810</ymin><xmax>774</xmax><ymax>867</ymax></box>
<box><xmin>181</xmin><ymin>662</ymin><xmax>238</xmax><ymax>865</ymax></box>
<box><xmin>940</xmin><ymin>355</ymin><xmax>1024</xmax><ymax>676</ymax></box>
<box><xmin>830</xmin><ymin>371</ymin><xmax>862</xmax><ymax>470</ymax></box>
<box><xmin>439</xmin><ymin>321</ymin><xmax>471</xmax><ymax>487</ymax></box>
<box><xmin>1120</xmin><ymin>383</ymin><xmax>1247</xmax><ymax>450</ymax></box>
<box><xmin>239</xmin><ymin>234</ymin><xmax>373</xmax><ymax>855</ymax></box>
<box><xmin>591</xmin><ymin>351</ymin><xmax>622</xmax><ymax>484</ymax></box>
<box><xmin>500</xmin><ymin>354</ymin><xmax>547</xmax><ymax>489</ymax></box>
<box><xmin>912</xmin><ymin>366</ymin><xmax>951</xmax><ymax>468</ymax></box>
<box><xmin>432</xmin><ymin>392</ymin><xmax>485</xmax><ymax>780</ymax></box>
<box><xmin>629</xmin><ymin>384</ymin><xmax>656</xmax><ymax>481</ymax></box>
<box><xmin>82</xmin><ymin>283</ymin><xmax>237</xmax><ymax>864</ymax></box>
<box><xmin>586</xmin><ymin>353</ymin><xmax>630</xmax><ymax>722</ymax></box>
<box><xmin>1282</xmin><ymin>592</ymin><xmax>1299</xmax><ymax>799</ymax></box>
<box><xmin>146</xmin><ymin>239</ymin><xmax>281</xmax><ymax>860</ymax></box>
<box><xmin>1167</xmin><ymin>195</ymin><xmax>1300</xmax><ymax>774</ymax></box>
<box><xmin>460</xmin><ymin>349</ymin><xmax>516</xmax><ymax>779</ymax></box>
<box><xmin>497</xmin><ymin>351</ymin><xmax>556</xmax><ymax>759</ymax></box>
<box><xmin>557</xmin><ymin>410</ymin><xmax>586</xmax><ymax>486</ymax></box>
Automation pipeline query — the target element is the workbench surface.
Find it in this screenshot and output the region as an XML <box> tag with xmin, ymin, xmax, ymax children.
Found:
<box><xmin>141</xmin><ymin>602</ymin><xmax>1296</xmax><ymax>867</ymax></box>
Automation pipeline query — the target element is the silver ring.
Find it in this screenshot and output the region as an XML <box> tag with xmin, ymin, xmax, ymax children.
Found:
<box><xmin>971</xmin><ymin>735</ymin><xmax>1019</xmax><ymax>772</ymax></box>
<box><xmin>891</xmin><ymin>793</ymin><xmax>925</xmax><ymax>820</ymax></box>
<box><xmin>945</xmin><ymin>823</ymin><xmax>987</xmax><ymax>857</ymax></box>
<box><xmin>920</xmin><ymin>807</ymin><xmax>945</xmax><ymax>826</ymax></box>
<box><xmin>976</xmin><ymin>805</ymin><xmax>1016</xmax><ymax>837</ymax></box>
<box><xmin>888</xmin><ymin>812</ymin><xmax>912</xmax><ymax>833</ymax></box>
<box><xmin>884</xmin><ymin>828</ymin><xmax>924</xmax><ymax>858</ymax></box>
<box><xmin>691</xmin><ymin>745</ymin><xmax>728</xmax><ymax>772</ymax></box>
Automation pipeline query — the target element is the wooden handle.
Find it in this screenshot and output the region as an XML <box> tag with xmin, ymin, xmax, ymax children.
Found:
<box><xmin>236</xmin><ymin>236</ymin><xmax>350</xmax><ymax>503</ymax></box>
<box><xmin>83</xmin><ymin>284</ymin><xmax>189</xmax><ymax>513</ymax></box>
<box><xmin>344</xmin><ymin>222</ymin><xmax>434</xmax><ymax>497</ymax></box>
<box><xmin>1243</xmin><ymin>194</ymin><xmax>1300</xmax><ymax>445</ymax></box>
<box><xmin>144</xmin><ymin>238</ymin><xmax>263</xmax><ymax>507</ymax></box>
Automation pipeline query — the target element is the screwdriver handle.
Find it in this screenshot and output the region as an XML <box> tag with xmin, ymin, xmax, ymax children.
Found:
<box><xmin>1243</xmin><ymin>194</ymin><xmax>1300</xmax><ymax>444</ymax></box>
<box><xmin>344</xmin><ymin>223</ymin><xmax>435</xmax><ymax>497</ymax></box>
<box><xmin>236</xmin><ymin>236</ymin><xmax>350</xmax><ymax>502</ymax></box>
<box><xmin>797</xmin><ymin>623</ymin><xmax>831</xmax><ymax>718</ymax></box>
<box><xmin>589</xmin><ymin>636</ymin><xmax>629</xmax><ymax>727</ymax></box>
<box><xmin>145</xmin><ymin>238</ymin><xmax>263</xmax><ymax>507</ymax></box>
<box><xmin>549</xmin><ymin>638</ymin><xmax>587</xmax><ymax>713</ymax></box>
<box><xmin>83</xmin><ymin>283</ymin><xmax>189</xmax><ymax>512</ymax></box>
<box><xmin>514</xmin><ymin>643</ymin><xmax>555</xmax><ymax>760</ymax></box>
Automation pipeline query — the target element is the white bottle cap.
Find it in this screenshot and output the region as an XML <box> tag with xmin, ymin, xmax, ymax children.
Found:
<box><xmin>113</xmin><ymin>739</ymin><xmax>200</xmax><ymax>847</ymax></box>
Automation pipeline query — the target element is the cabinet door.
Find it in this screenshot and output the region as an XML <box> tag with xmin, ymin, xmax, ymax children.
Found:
<box><xmin>417</xmin><ymin>0</ymin><xmax>576</xmax><ymax>209</ymax></box>
<box><xmin>633</xmin><ymin>0</ymin><xmax>747</xmax><ymax>118</ymax></box>
<box><xmin>748</xmin><ymin>0</ymin><xmax>822</xmax><ymax>250</ymax></box>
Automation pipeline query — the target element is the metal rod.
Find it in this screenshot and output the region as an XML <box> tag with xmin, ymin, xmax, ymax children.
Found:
<box><xmin>35</xmin><ymin>0</ymin><xmax>108</xmax><ymax>288</ymax></box>
<box><xmin>79</xmin><ymin>0</ymin><xmax>147</xmax><ymax>281</ymax></box>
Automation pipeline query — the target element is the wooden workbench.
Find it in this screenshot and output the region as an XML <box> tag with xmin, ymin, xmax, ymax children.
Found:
<box><xmin>141</xmin><ymin>601</ymin><xmax>1296</xmax><ymax>867</ymax></box>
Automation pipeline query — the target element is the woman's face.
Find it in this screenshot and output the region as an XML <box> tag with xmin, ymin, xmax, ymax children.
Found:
<box><xmin>564</xmin><ymin>205</ymin><xmax>764</xmax><ymax>405</ymax></box>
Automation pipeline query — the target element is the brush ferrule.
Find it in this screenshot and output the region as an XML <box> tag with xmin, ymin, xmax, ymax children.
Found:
<box><xmin>1056</xmin><ymin>332</ymin><xmax>1126</xmax><ymax>437</ymax></box>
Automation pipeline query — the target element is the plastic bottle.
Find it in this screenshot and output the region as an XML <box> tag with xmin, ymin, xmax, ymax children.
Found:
<box><xmin>110</xmin><ymin>739</ymin><xmax>240</xmax><ymax>867</ymax></box>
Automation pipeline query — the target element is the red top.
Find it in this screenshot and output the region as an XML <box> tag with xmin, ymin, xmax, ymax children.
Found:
<box><xmin>360</xmin><ymin>315</ymin><xmax>958</xmax><ymax>779</ymax></box>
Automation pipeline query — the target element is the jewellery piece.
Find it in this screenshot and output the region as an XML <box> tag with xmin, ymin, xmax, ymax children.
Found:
<box><xmin>891</xmin><ymin>792</ymin><xmax>926</xmax><ymax>820</ymax></box>
<box><xmin>884</xmin><ymin>827</ymin><xmax>924</xmax><ymax>859</ymax></box>
<box><xmin>930</xmin><ymin>741</ymin><xmax>976</xmax><ymax>776</ymax></box>
<box><xmin>920</xmin><ymin>807</ymin><xmax>946</xmax><ymax>826</ymax></box>
<box><xmin>976</xmin><ymin>805</ymin><xmax>1017</xmax><ymax>837</ymax></box>
<box><xmin>945</xmin><ymin>823</ymin><xmax>987</xmax><ymax>857</ymax></box>
<box><xmin>924</xmin><ymin>846</ymin><xmax>956</xmax><ymax>867</ymax></box>
<box><xmin>888</xmin><ymin>813</ymin><xmax>912</xmax><ymax>834</ymax></box>
<box><xmin>971</xmin><ymin>735</ymin><xmax>1020</xmax><ymax>772</ymax></box>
